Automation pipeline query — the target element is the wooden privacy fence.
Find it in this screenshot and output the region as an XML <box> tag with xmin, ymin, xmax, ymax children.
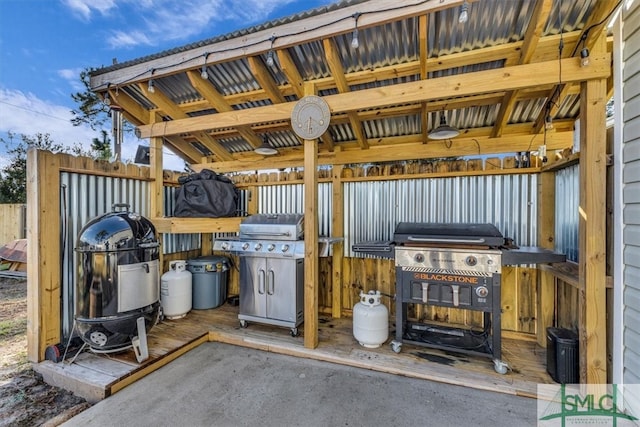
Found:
<box><xmin>27</xmin><ymin>148</ymin><xmax>584</xmax><ymax>364</ymax></box>
<box><xmin>0</xmin><ymin>204</ymin><xmax>26</xmax><ymax>246</ymax></box>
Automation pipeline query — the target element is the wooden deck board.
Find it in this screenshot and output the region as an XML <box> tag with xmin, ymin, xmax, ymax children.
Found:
<box><xmin>36</xmin><ymin>304</ymin><xmax>554</xmax><ymax>402</ymax></box>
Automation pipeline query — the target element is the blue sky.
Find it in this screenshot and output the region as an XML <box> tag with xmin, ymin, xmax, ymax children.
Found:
<box><xmin>0</xmin><ymin>0</ymin><xmax>330</xmax><ymax>170</ymax></box>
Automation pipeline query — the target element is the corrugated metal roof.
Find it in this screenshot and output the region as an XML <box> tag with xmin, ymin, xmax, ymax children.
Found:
<box><xmin>91</xmin><ymin>0</ymin><xmax>615</xmax><ymax>162</ymax></box>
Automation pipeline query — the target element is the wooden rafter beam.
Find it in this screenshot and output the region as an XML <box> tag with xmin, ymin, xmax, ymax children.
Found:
<box><xmin>108</xmin><ymin>89</ymin><xmax>147</xmax><ymax>126</ymax></box>
<box><xmin>277</xmin><ymin>49</ymin><xmax>305</xmax><ymax>99</ymax></box>
<box><xmin>109</xmin><ymin>31</ymin><xmax>582</xmax><ymax>125</ymax></box>
<box><xmin>186</xmin><ymin>70</ymin><xmax>262</xmax><ymax>149</ymax></box>
<box><xmin>200</xmin><ymin>93</ymin><xmax>508</xmax><ymax>138</ymax></box>
<box><xmin>164</xmin><ymin>135</ymin><xmax>204</xmax><ymax>164</ymax></box>
<box><xmin>491</xmin><ymin>0</ymin><xmax>553</xmax><ymax>138</ymax></box>
<box><xmin>138</xmin><ymin>83</ymin><xmax>234</xmax><ymax>161</ymax></box>
<box><xmin>247</xmin><ymin>56</ymin><xmax>287</xmax><ymax>104</ymax></box>
<box><xmin>532</xmin><ymin>1</ymin><xmax>620</xmax><ymax>133</ymax></box>
<box><xmin>323</xmin><ymin>38</ymin><xmax>368</xmax><ymax>149</ymax></box>
<box><xmin>192</xmin><ymin>129</ymin><xmax>572</xmax><ymax>173</ymax></box>
<box><xmin>137</xmin><ymin>54</ymin><xmax>610</xmax><ymax>139</ymax></box>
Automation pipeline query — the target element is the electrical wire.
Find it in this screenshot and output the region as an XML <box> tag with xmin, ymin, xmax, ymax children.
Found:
<box><xmin>91</xmin><ymin>0</ymin><xmax>444</xmax><ymax>91</ymax></box>
<box><xmin>470</xmin><ymin>138</ymin><xmax>502</xmax><ymax>169</ymax></box>
<box><xmin>569</xmin><ymin>0</ymin><xmax>623</xmax><ymax>58</ymax></box>
<box><xmin>0</xmin><ymin>99</ymin><xmax>74</xmax><ymax>123</ymax></box>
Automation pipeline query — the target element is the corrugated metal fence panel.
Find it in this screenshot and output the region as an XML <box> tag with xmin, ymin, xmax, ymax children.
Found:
<box><xmin>60</xmin><ymin>173</ymin><xmax>150</xmax><ymax>339</ymax></box>
<box><xmin>257</xmin><ymin>183</ymin><xmax>332</xmax><ymax>237</ymax></box>
<box><xmin>623</xmin><ymin>0</ymin><xmax>640</xmax><ymax>391</ymax></box>
<box><xmin>346</xmin><ymin>174</ymin><xmax>538</xmax><ymax>257</ymax></box>
<box><xmin>162</xmin><ymin>186</ymin><xmax>200</xmax><ymax>253</ymax></box>
<box><xmin>555</xmin><ymin>164</ymin><xmax>580</xmax><ymax>262</ymax></box>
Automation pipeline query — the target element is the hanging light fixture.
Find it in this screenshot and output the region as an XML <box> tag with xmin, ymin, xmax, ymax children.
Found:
<box><xmin>254</xmin><ymin>134</ymin><xmax>278</xmax><ymax>155</ymax></box>
<box><xmin>147</xmin><ymin>79</ymin><xmax>155</xmax><ymax>93</ymax></box>
<box><xmin>266</xmin><ymin>36</ymin><xmax>277</xmax><ymax>67</ymax></box>
<box><xmin>351</xmin><ymin>12</ymin><xmax>361</xmax><ymax>49</ymax></box>
<box><xmin>458</xmin><ymin>0</ymin><xmax>469</xmax><ymax>24</ymax></box>
<box><xmin>428</xmin><ymin>111</ymin><xmax>460</xmax><ymax>140</ymax></box>
<box><xmin>201</xmin><ymin>53</ymin><xmax>210</xmax><ymax>79</ymax></box>
<box><xmin>580</xmin><ymin>47</ymin><xmax>590</xmax><ymax>67</ymax></box>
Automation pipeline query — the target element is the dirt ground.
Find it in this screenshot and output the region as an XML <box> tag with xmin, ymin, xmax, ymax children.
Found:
<box><xmin>0</xmin><ymin>277</ymin><xmax>90</xmax><ymax>426</ymax></box>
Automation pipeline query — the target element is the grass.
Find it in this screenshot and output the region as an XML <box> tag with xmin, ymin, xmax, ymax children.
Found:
<box><xmin>0</xmin><ymin>318</ymin><xmax>27</xmax><ymax>339</ymax></box>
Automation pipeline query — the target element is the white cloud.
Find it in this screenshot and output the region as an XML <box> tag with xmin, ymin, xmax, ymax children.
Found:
<box><xmin>0</xmin><ymin>88</ymin><xmax>95</xmax><ymax>147</ymax></box>
<box><xmin>58</xmin><ymin>68</ymin><xmax>85</xmax><ymax>92</ymax></box>
<box><xmin>61</xmin><ymin>0</ymin><xmax>118</xmax><ymax>21</ymax></box>
<box><xmin>107</xmin><ymin>30</ymin><xmax>153</xmax><ymax>49</ymax></box>
<box><xmin>105</xmin><ymin>0</ymin><xmax>297</xmax><ymax>49</ymax></box>
<box><xmin>0</xmin><ymin>88</ymin><xmax>184</xmax><ymax>171</ymax></box>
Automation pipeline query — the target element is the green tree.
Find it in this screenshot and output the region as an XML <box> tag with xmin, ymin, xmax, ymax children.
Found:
<box><xmin>0</xmin><ymin>132</ymin><xmax>66</xmax><ymax>203</ymax></box>
<box><xmin>70</xmin><ymin>68</ymin><xmax>111</xmax><ymax>130</ymax></box>
<box><xmin>70</xmin><ymin>68</ymin><xmax>133</xmax><ymax>133</ymax></box>
<box><xmin>91</xmin><ymin>130</ymin><xmax>113</xmax><ymax>161</ymax></box>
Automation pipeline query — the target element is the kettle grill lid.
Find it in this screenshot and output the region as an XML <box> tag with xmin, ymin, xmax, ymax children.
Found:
<box><xmin>76</xmin><ymin>204</ymin><xmax>157</xmax><ymax>252</ymax></box>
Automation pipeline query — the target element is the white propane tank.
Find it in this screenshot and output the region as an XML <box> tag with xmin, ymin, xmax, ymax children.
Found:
<box><xmin>353</xmin><ymin>290</ymin><xmax>389</xmax><ymax>348</ymax></box>
<box><xmin>161</xmin><ymin>260</ymin><xmax>192</xmax><ymax>319</ymax></box>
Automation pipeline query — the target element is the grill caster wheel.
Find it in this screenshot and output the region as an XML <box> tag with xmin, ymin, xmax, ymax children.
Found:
<box><xmin>239</xmin><ymin>320</ymin><xmax>248</xmax><ymax>329</ymax></box>
<box><xmin>493</xmin><ymin>359</ymin><xmax>508</xmax><ymax>375</ymax></box>
<box><xmin>390</xmin><ymin>341</ymin><xmax>402</xmax><ymax>353</ymax></box>
<box><xmin>290</xmin><ymin>328</ymin><xmax>299</xmax><ymax>337</ymax></box>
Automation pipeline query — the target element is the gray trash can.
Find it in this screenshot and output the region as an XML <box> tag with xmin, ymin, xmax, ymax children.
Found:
<box><xmin>186</xmin><ymin>256</ymin><xmax>230</xmax><ymax>309</ymax></box>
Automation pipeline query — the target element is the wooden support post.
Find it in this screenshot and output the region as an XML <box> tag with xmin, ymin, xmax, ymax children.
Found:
<box><xmin>27</xmin><ymin>149</ymin><xmax>61</xmax><ymax>362</ymax></box>
<box><xmin>304</xmin><ymin>137</ymin><xmax>319</xmax><ymax>348</ymax></box>
<box><xmin>537</xmin><ymin>171</ymin><xmax>557</xmax><ymax>347</ymax></box>
<box><xmin>578</xmin><ymin>35</ymin><xmax>608</xmax><ymax>384</ymax></box>
<box><xmin>331</xmin><ymin>161</ymin><xmax>344</xmax><ymax>318</ymax></box>
<box><xmin>149</xmin><ymin>115</ymin><xmax>165</xmax><ymax>269</ymax></box>
<box><xmin>303</xmin><ymin>82</ymin><xmax>319</xmax><ymax>349</ymax></box>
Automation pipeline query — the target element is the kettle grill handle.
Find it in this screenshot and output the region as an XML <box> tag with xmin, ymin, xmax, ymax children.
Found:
<box><xmin>112</xmin><ymin>203</ymin><xmax>130</xmax><ymax>212</ymax></box>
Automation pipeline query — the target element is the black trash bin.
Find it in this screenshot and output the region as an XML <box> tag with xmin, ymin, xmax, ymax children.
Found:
<box><xmin>186</xmin><ymin>256</ymin><xmax>230</xmax><ymax>309</ymax></box>
<box><xmin>546</xmin><ymin>327</ymin><xmax>579</xmax><ymax>384</ymax></box>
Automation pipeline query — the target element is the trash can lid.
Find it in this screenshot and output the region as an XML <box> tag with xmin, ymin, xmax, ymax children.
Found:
<box><xmin>187</xmin><ymin>255</ymin><xmax>229</xmax><ymax>268</ymax></box>
<box><xmin>547</xmin><ymin>327</ymin><xmax>578</xmax><ymax>343</ymax></box>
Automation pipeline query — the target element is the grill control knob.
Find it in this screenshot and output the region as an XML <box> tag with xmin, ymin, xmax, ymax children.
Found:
<box><xmin>254</xmin><ymin>243</ymin><xmax>262</xmax><ymax>251</ymax></box>
<box><xmin>267</xmin><ymin>244</ymin><xmax>275</xmax><ymax>252</ymax></box>
<box><xmin>466</xmin><ymin>256</ymin><xmax>478</xmax><ymax>266</ymax></box>
<box><xmin>242</xmin><ymin>242</ymin><xmax>250</xmax><ymax>250</ymax></box>
<box><xmin>281</xmin><ymin>244</ymin><xmax>290</xmax><ymax>253</ymax></box>
<box><xmin>221</xmin><ymin>242</ymin><xmax>230</xmax><ymax>250</ymax></box>
<box><xmin>476</xmin><ymin>286</ymin><xmax>489</xmax><ymax>298</ymax></box>
<box><xmin>414</xmin><ymin>253</ymin><xmax>425</xmax><ymax>263</ymax></box>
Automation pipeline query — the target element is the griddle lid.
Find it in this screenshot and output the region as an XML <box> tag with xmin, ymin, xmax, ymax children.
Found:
<box><xmin>393</xmin><ymin>222</ymin><xmax>505</xmax><ymax>247</ymax></box>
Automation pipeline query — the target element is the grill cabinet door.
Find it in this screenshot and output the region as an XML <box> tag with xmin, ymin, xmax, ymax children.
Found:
<box><xmin>265</xmin><ymin>258</ymin><xmax>303</xmax><ymax>322</ymax></box>
<box><xmin>239</xmin><ymin>257</ymin><xmax>267</xmax><ymax>318</ymax></box>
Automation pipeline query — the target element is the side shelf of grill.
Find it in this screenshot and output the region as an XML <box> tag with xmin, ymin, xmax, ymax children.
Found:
<box><xmin>502</xmin><ymin>246</ymin><xmax>567</xmax><ymax>265</ymax></box>
<box><xmin>351</xmin><ymin>241</ymin><xmax>395</xmax><ymax>259</ymax></box>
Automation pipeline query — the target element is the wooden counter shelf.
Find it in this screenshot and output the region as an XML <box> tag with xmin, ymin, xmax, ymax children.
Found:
<box><xmin>539</xmin><ymin>261</ymin><xmax>613</xmax><ymax>289</ymax></box>
<box><xmin>35</xmin><ymin>304</ymin><xmax>554</xmax><ymax>403</ymax></box>
<box><xmin>152</xmin><ymin>217</ymin><xmax>242</xmax><ymax>234</ymax></box>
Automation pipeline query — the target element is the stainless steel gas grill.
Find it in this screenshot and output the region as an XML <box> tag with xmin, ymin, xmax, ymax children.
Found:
<box><xmin>213</xmin><ymin>214</ymin><xmax>305</xmax><ymax>336</ymax></box>
<box><xmin>353</xmin><ymin>222</ymin><xmax>566</xmax><ymax>374</ymax></box>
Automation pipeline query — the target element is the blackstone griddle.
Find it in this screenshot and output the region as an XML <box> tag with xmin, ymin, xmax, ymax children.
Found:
<box><xmin>353</xmin><ymin>222</ymin><xmax>566</xmax><ymax>374</ymax></box>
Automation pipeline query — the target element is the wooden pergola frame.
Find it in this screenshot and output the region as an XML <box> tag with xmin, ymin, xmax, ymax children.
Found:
<box><xmin>26</xmin><ymin>0</ymin><xmax>616</xmax><ymax>385</ymax></box>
